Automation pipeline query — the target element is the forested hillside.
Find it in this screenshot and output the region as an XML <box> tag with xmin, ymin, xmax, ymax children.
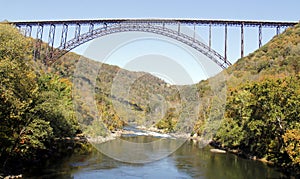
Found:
<box><xmin>0</xmin><ymin>24</ymin><xmax>84</xmax><ymax>173</ymax></box>
<box><xmin>48</xmin><ymin>51</ymin><xmax>182</xmax><ymax>133</ymax></box>
<box><xmin>211</xmin><ymin>23</ymin><xmax>300</xmax><ymax>173</ymax></box>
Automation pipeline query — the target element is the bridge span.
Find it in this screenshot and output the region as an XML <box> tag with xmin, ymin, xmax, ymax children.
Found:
<box><xmin>5</xmin><ymin>19</ymin><xmax>298</xmax><ymax>69</ymax></box>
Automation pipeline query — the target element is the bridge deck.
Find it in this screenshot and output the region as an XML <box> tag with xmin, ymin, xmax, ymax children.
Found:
<box><xmin>5</xmin><ymin>19</ymin><xmax>298</xmax><ymax>27</ymax></box>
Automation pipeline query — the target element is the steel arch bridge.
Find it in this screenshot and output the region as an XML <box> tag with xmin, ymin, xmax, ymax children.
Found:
<box><xmin>56</xmin><ymin>23</ymin><xmax>231</xmax><ymax>68</ymax></box>
<box><xmin>6</xmin><ymin>19</ymin><xmax>298</xmax><ymax>69</ymax></box>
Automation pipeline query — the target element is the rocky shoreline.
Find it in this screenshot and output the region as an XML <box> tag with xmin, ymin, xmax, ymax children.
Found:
<box><xmin>189</xmin><ymin>133</ymin><xmax>274</xmax><ymax>164</ymax></box>
<box><xmin>87</xmin><ymin>126</ymin><xmax>191</xmax><ymax>144</ymax></box>
<box><xmin>1</xmin><ymin>174</ymin><xmax>22</xmax><ymax>179</ymax></box>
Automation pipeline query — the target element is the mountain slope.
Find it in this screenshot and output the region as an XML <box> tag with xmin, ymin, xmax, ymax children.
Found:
<box><xmin>47</xmin><ymin>51</ymin><xmax>182</xmax><ymax>133</ymax></box>
<box><xmin>204</xmin><ymin>23</ymin><xmax>300</xmax><ymax>174</ymax></box>
<box><xmin>227</xmin><ymin>23</ymin><xmax>300</xmax><ymax>86</ymax></box>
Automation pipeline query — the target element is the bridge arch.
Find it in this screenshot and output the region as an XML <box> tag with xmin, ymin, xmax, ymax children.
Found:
<box><xmin>53</xmin><ymin>23</ymin><xmax>231</xmax><ymax>69</ymax></box>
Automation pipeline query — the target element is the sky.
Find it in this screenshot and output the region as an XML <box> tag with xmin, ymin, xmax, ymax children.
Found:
<box><xmin>1</xmin><ymin>0</ymin><xmax>299</xmax><ymax>84</ymax></box>
<box><xmin>1</xmin><ymin>0</ymin><xmax>299</xmax><ymax>21</ymax></box>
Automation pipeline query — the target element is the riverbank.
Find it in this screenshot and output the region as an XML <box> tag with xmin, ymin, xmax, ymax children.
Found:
<box><xmin>0</xmin><ymin>126</ymin><xmax>187</xmax><ymax>178</ymax></box>
<box><xmin>189</xmin><ymin>134</ymin><xmax>272</xmax><ymax>163</ymax></box>
<box><xmin>19</xmin><ymin>135</ymin><xmax>285</xmax><ymax>178</ymax></box>
<box><xmin>87</xmin><ymin>125</ymin><xmax>191</xmax><ymax>144</ymax></box>
<box><xmin>207</xmin><ymin>140</ymin><xmax>274</xmax><ymax>164</ymax></box>
<box><xmin>88</xmin><ymin>129</ymin><xmax>299</xmax><ymax>178</ymax></box>
<box><xmin>0</xmin><ymin>134</ymin><xmax>92</xmax><ymax>179</ymax></box>
<box><xmin>0</xmin><ymin>127</ymin><xmax>290</xmax><ymax>179</ymax></box>
<box><xmin>133</xmin><ymin>126</ymin><xmax>190</xmax><ymax>139</ymax></box>
<box><xmin>199</xmin><ymin>139</ymin><xmax>300</xmax><ymax>178</ymax></box>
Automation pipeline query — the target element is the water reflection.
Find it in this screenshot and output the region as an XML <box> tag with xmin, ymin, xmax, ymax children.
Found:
<box><xmin>24</xmin><ymin>136</ymin><xmax>283</xmax><ymax>179</ymax></box>
<box><xmin>94</xmin><ymin>136</ymin><xmax>186</xmax><ymax>163</ymax></box>
<box><xmin>172</xmin><ymin>141</ymin><xmax>282</xmax><ymax>179</ymax></box>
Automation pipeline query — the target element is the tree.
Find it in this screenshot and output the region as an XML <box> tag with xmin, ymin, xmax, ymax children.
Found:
<box><xmin>215</xmin><ymin>75</ymin><xmax>300</xmax><ymax>170</ymax></box>
<box><xmin>0</xmin><ymin>24</ymin><xmax>80</xmax><ymax>166</ymax></box>
<box><xmin>0</xmin><ymin>24</ymin><xmax>41</xmax><ymax>162</ymax></box>
<box><xmin>283</xmin><ymin>129</ymin><xmax>300</xmax><ymax>167</ymax></box>
<box><xmin>35</xmin><ymin>74</ymin><xmax>79</xmax><ymax>137</ymax></box>
<box><xmin>156</xmin><ymin>107</ymin><xmax>178</xmax><ymax>132</ymax></box>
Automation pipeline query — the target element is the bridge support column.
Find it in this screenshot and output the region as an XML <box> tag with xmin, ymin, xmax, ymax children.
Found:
<box><xmin>75</xmin><ymin>23</ymin><xmax>81</xmax><ymax>41</ymax></box>
<box><xmin>193</xmin><ymin>23</ymin><xmax>196</xmax><ymax>42</ymax></box>
<box><xmin>89</xmin><ymin>23</ymin><xmax>94</xmax><ymax>34</ymax></box>
<box><xmin>276</xmin><ymin>26</ymin><xmax>280</xmax><ymax>36</ymax></box>
<box><xmin>60</xmin><ymin>24</ymin><xmax>68</xmax><ymax>48</ymax></box>
<box><xmin>104</xmin><ymin>23</ymin><xmax>108</xmax><ymax>30</ymax></box>
<box><xmin>16</xmin><ymin>25</ymin><xmax>21</xmax><ymax>31</ymax></box>
<box><xmin>224</xmin><ymin>23</ymin><xmax>228</xmax><ymax>62</ymax></box>
<box><xmin>178</xmin><ymin>22</ymin><xmax>180</xmax><ymax>35</ymax></box>
<box><xmin>259</xmin><ymin>24</ymin><xmax>262</xmax><ymax>48</ymax></box>
<box><xmin>34</xmin><ymin>24</ymin><xmax>43</xmax><ymax>60</ymax></box>
<box><xmin>209</xmin><ymin>22</ymin><xmax>212</xmax><ymax>51</ymax></box>
<box><xmin>24</xmin><ymin>25</ymin><xmax>32</xmax><ymax>37</ymax></box>
<box><xmin>47</xmin><ymin>24</ymin><xmax>56</xmax><ymax>59</ymax></box>
<box><xmin>241</xmin><ymin>23</ymin><xmax>244</xmax><ymax>58</ymax></box>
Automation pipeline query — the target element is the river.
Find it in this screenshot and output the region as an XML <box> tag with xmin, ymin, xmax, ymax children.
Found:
<box><xmin>24</xmin><ymin>133</ymin><xmax>284</xmax><ymax>178</ymax></box>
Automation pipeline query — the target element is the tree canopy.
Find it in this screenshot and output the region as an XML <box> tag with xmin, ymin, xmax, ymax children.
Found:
<box><xmin>0</xmin><ymin>24</ymin><xmax>79</xmax><ymax>166</ymax></box>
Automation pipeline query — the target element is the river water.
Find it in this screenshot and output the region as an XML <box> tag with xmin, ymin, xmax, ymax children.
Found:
<box><xmin>24</xmin><ymin>134</ymin><xmax>283</xmax><ymax>179</ymax></box>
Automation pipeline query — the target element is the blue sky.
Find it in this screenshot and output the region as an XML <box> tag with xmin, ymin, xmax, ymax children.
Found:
<box><xmin>1</xmin><ymin>0</ymin><xmax>299</xmax><ymax>84</ymax></box>
<box><xmin>1</xmin><ymin>0</ymin><xmax>299</xmax><ymax>21</ymax></box>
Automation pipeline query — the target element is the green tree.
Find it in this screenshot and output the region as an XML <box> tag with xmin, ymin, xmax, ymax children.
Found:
<box><xmin>156</xmin><ymin>107</ymin><xmax>178</xmax><ymax>132</ymax></box>
<box><xmin>283</xmin><ymin>129</ymin><xmax>300</xmax><ymax>167</ymax></box>
<box><xmin>35</xmin><ymin>74</ymin><xmax>79</xmax><ymax>137</ymax></box>
<box><xmin>0</xmin><ymin>24</ymin><xmax>80</xmax><ymax>167</ymax></box>
<box><xmin>215</xmin><ymin>76</ymin><xmax>300</xmax><ymax>170</ymax></box>
<box><xmin>0</xmin><ymin>24</ymin><xmax>41</xmax><ymax>162</ymax></box>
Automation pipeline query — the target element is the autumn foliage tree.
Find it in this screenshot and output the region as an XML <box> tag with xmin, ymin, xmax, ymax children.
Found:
<box><xmin>215</xmin><ymin>76</ymin><xmax>300</xmax><ymax>171</ymax></box>
<box><xmin>0</xmin><ymin>24</ymin><xmax>79</xmax><ymax>166</ymax></box>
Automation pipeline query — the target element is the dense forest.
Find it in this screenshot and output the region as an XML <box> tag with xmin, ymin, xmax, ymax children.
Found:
<box><xmin>0</xmin><ymin>24</ymin><xmax>88</xmax><ymax>174</ymax></box>
<box><xmin>0</xmin><ymin>21</ymin><xmax>299</xmax><ymax>176</ymax></box>
<box><xmin>213</xmin><ymin>23</ymin><xmax>300</xmax><ymax>174</ymax></box>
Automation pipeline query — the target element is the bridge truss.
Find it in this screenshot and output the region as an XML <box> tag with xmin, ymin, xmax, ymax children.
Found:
<box><xmin>6</xmin><ymin>19</ymin><xmax>297</xmax><ymax>69</ymax></box>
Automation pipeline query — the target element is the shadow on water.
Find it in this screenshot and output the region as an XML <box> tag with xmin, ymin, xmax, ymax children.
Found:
<box><xmin>24</xmin><ymin>136</ymin><xmax>284</xmax><ymax>179</ymax></box>
<box><xmin>172</xmin><ymin>141</ymin><xmax>285</xmax><ymax>179</ymax></box>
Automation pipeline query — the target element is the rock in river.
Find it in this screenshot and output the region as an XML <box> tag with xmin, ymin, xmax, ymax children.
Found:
<box><xmin>210</xmin><ymin>148</ymin><xmax>226</xmax><ymax>154</ymax></box>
